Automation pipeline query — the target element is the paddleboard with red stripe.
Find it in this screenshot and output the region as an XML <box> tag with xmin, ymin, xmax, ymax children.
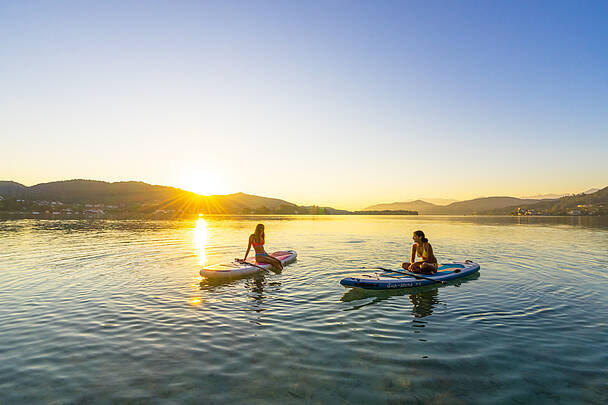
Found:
<box><xmin>200</xmin><ymin>250</ymin><xmax>297</xmax><ymax>279</ymax></box>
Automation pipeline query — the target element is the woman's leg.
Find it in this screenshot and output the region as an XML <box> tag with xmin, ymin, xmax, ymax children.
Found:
<box><xmin>401</xmin><ymin>262</ymin><xmax>411</xmax><ymax>270</ymax></box>
<box><xmin>408</xmin><ymin>262</ymin><xmax>422</xmax><ymax>272</ymax></box>
<box><xmin>256</xmin><ymin>255</ymin><xmax>284</xmax><ymax>270</ymax></box>
<box><xmin>271</xmin><ymin>256</ymin><xmax>284</xmax><ymax>270</ymax></box>
<box><xmin>420</xmin><ymin>262</ymin><xmax>437</xmax><ymax>274</ymax></box>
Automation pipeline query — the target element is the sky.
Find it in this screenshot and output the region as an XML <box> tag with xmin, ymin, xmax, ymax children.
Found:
<box><xmin>1</xmin><ymin>0</ymin><xmax>607</xmax><ymax>210</ymax></box>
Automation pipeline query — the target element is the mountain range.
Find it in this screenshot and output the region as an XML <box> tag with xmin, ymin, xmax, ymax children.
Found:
<box><xmin>364</xmin><ymin>197</ymin><xmax>546</xmax><ymax>215</ymax></box>
<box><xmin>1</xmin><ymin>179</ymin><xmax>606</xmax><ymax>216</ymax></box>
<box><xmin>0</xmin><ymin>179</ymin><xmax>346</xmax><ymax>215</ymax></box>
<box><xmin>364</xmin><ymin>187</ymin><xmax>607</xmax><ymax>215</ymax></box>
<box><xmin>522</xmin><ymin>188</ymin><xmax>599</xmax><ymax>200</ymax></box>
<box><xmin>482</xmin><ymin>186</ymin><xmax>608</xmax><ymax>215</ymax></box>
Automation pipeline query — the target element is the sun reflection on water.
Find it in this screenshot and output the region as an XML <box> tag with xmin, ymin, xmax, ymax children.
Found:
<box><xmin>194</xmin><ymin>216</ymin><xmax>209</xmax><ymax>266</ymax></box>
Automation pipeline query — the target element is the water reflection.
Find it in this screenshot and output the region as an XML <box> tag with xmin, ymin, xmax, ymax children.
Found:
<box><xmin>244</xmin><ymin>274</ymin><xmax>283</xmax><ymax>306</ymax></box>
<box><xmin>409</xmin><ymin>215</ymin><xmax>608</xmax><ymax>229</ymax></box>
<box><xmin>198</xmin><ymin>272</ymin><xmax>282</xmax><ymax>313</ymax></box>
<box><xmin>2</xmin><ymin>215</ymin><xmax>607</xmax><ymax>404</ymax></box>
<box><xmin>199</xmin><ymin>277</ymin><xmax>240</xmax><ymax>290</ymax></box>
<box><xmin>408</xmin><ymin>289</ymin><xmax>439</xmax><ymax>318</ymax></box>
<box><xmin>341</xmin><ymin>286</ymin><xmax>440</xmax><ymax>318</ymax></box>
<box><xmin>245</xmin><ymin>275</ymin><xmax>267</xmax><ymax>302</ymax></box>
<box><xmin>24</xmin><ymin>219</ymin><xmax>191</xmax><ymax>232</ymax></box>
<box><xmin>341</xmin><ymin>273</ymin><xmax>481</xmax><ymax>318</ymax></box>
<box><xmin>198</xmin><ymin>271</ymin><xmax>283</xmax><ymax>327</ymax></box>
<box><xmin>194</xmin><ymin>217</ymin><xmax>209</xmax><ymax>265</ymax></box>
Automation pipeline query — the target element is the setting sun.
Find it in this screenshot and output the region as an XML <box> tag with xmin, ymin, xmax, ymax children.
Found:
<box><xmin>178</xmin><ymin>172</ymin><xmax>230</xmax><ymax>196</ymax></box>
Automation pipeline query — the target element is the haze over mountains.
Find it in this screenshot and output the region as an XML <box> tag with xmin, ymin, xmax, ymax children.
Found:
<box><xmin>364</xmin><ymin>197</ymin><xmax>546</xmax><ymax>215</ymax></box>
<box><xmin>413</xmin><ymin>198</ymin><xmax>459</xmax><ymax>206</ymax></box>
<box><xmin>364</xmin><ymin>187</ymin><xmax>606</xmax><ymax>215</ymax></box>
<box><xmin>522</xmin><ymin>188</ymin><xmax>599</xmax><ymax>200</ymax></box>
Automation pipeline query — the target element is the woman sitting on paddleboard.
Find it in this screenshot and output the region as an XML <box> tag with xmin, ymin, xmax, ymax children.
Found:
<box><xmin>242</xmin><ymin>224</ymin><xmax>284</xmax><ymax>271</ymax></box>
<box><xmin>402</xmin><ymin>230</ymin><xmax>438</xmax><ymax>274</ymax></box>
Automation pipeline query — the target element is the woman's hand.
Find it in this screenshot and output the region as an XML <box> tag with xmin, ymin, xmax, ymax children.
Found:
<box><xmin>408</xmin><ymin>262</ymin><xmax>421</xmax><ymax>271</ymax></box>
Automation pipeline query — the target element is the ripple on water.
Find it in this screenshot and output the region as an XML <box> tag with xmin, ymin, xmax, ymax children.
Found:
<box><xmin>1</xmin><ymin>217</ymin><xmax>607</xmax><ymax>404</ymax></box>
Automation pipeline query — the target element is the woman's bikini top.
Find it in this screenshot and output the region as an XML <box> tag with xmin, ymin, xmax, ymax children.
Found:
<box><xmin>252</xmin><ymin>237</ymin><xmax>265</xmax><ymax>247</ymax></box>
<box><xmin>417</xmin><ymin>246</ymin><xmax>428</xmax><ymax>260</ymax></box>
<box><xmin>417</xmin><ymin>243</ymin><xmax>436</xmax><ymax>262</ymax></box>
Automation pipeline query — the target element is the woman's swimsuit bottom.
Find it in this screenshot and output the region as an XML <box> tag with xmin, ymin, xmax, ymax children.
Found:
<box><xmin>411</xmin><ymin>254</ymin><xmax>438</xmax><ymax>273</ymax></box>
<box><xmin>255</xmin><ymin>252</ymin><xmax>268</xmax><ymax>257</ymax></box>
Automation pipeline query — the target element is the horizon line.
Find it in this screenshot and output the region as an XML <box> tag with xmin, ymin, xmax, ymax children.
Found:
<box><xmin>2</xmin><ymin>178</ymin><xmax>605</xmax><ymax>210</ymax></box>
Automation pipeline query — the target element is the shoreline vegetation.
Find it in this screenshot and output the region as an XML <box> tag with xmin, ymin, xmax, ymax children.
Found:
<box><xmin>0</xmin><ymin>211</ymin><xmax>421</xmax><ymax>220</ymax></box>
<box><xmin>1</xmin><ymin>179</ymin><xmax>607</xmax><ymax>219</ymax></box>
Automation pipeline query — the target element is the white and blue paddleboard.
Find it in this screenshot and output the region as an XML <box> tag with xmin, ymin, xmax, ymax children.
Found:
<box><xmin>200</xmin><ymin>250</ymin><xmax>297</xmax><ymax>279</ymax></box>
<box><xmin>340</xmin><ymin>261</ymin><xmax>480</xmax><ymax>290</ymax></box>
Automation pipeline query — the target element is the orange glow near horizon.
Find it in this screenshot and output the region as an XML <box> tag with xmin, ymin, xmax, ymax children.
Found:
<box><xmin>194</xmin><ymin>217</ymin><xmax>209</xmax><ymax>265</ymax></box>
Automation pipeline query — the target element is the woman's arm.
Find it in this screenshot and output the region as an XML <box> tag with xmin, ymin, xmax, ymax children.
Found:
<box><xmin>243</xmin><ymin>235</ymin><xmax>252</xmax><ymax>260</ymax></box>
<box><xmin>410</xmin><ymin>244</ymin><xmax>416</xmax><ymax>264</ymax></box>
<box><xmin>408</xmin><ymin>244</ymin><xmax>421</xmax><ymax>270</ymax></box>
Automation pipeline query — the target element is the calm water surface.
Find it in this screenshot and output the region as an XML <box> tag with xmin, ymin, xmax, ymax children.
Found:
<box><xmin>1</xmin><ymin>216</ymin><xmax>607</xmax><ymax>404</ymax></box>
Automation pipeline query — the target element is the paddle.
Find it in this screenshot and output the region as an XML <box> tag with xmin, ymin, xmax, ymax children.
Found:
<box><xmin>375</xmin><ymin>266</ymin><xmax>447</xmax><ymax>285</ymax></box>
<box><xmin>235</xmin><ymin>258</ymin><xmax>280</xmax><ymax>273</ymax></box>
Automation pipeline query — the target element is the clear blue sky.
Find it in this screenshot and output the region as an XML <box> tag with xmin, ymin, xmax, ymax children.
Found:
<box><xmin>1</xmin><ymin>0</ymin><xmax>606</xmax><ymax>209</ymax></box>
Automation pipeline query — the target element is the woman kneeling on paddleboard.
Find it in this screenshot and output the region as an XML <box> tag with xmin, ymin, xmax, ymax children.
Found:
<box><xmin>402</xmin><ymin>230</ymin><xmax>438</xmax><ymax>274</ymax></box>
<box><xmin>242</xmin><ymin>224</ymin><xmax>284</xmax><ymax>271</ymax></box>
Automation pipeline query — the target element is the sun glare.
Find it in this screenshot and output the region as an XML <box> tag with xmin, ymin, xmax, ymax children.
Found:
<box><xmin>178</xmin><ymin>172</ymin><xmax>229</xmax><ymax>196</ymax></box>
<box><xmin>194</xmin><ymin>217</ymin><xmax>209</xmax><ymax>266</ymax></box>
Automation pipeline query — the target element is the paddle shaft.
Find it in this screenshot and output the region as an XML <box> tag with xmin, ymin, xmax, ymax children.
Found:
<box><xmin>376</xmin><ymin>267</ymin><xmax>447</xmax><ymax>284</ymax></box>
<box><xmin>236</xmin><ymin>258</ymin><xmax>280</xmax><ymax>273</ymax></box>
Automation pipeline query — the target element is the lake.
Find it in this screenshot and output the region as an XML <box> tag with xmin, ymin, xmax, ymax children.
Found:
<box><xmin>1</xmin><ymin>216</ymin><xmax>607</xmax><ymax>404</ymax></box>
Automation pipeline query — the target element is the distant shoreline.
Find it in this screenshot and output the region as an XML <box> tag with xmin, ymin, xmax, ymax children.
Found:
<box><xmin>2</xmin><ymin>212</ymin><xmax>607</xmax><ymax>220</ymax></box>
<box><xmin>0</xmin><ymin>212</ymin><xmax>416</xmax><ymax>219</ymax></box>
